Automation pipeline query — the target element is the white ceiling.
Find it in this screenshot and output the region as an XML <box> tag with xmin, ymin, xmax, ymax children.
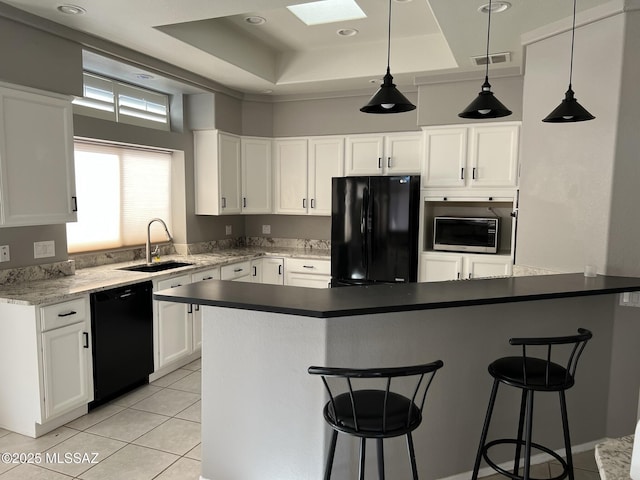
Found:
<box><xmin>1</xmin><ymin>0</ymin><xmax>613</xmax><ymax>98</ymax></box>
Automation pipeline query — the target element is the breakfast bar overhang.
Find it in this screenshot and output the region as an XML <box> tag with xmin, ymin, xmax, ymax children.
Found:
<box><xmin>154</xmin><ymin>274</ymin><xmax>640</xmax><ymax>480</ymax></box>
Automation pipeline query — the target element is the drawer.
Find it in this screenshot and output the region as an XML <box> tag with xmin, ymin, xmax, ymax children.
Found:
<box><xmin>40</xmin><ymin>297</ymin><xmax>87</xmax><ymax>332</ymax></box>
<box><xmin>192</xmin><ymin>267</ymin><xmax>221</xmax><ymax>283</ymax></box>
<box><xmin>156</xmin><ymin>274</ymin><xmax>191</xmax><ymax>291</ymax></box>
<box><xmin>221</xmin><ymin>261</ymin><xmax>251</xmax><ymax>280</ymax></box>
<box><xmin>284</xmin><ymin>258</ymin><xmax>331</xmax><ymax>275</ymax></box>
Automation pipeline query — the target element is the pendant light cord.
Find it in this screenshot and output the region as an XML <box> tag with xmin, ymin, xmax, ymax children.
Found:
<box><xmin>568</xmin><ymin>0</ymin><xmax>577</xmax><ymax>89</ymax></box>
<box><xmin>484</xmin><ymin>0</ymin><xmax>492</xmax><ymax>81</ymax></box>
<box><xmin>386</xmin><ymin>0</ymin><xmax>392</xmax><ymax>71</ymax></box>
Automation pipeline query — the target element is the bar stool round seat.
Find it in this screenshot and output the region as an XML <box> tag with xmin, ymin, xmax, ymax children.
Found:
<box><xmin>471</xmin><ymin>328</ymin><xmax>592</xmax><ymax>480</ymax></box>
<box><xmin>309</xmin><ymin>361</ymin><xmax>443</xmax><ymax>480</ymax></box>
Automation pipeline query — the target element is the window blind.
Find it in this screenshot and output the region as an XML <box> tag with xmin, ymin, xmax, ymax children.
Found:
<box><xmin>67</xmin><ymin>142</ymin><xmax>173</xmax><ymax>253</ymax></box>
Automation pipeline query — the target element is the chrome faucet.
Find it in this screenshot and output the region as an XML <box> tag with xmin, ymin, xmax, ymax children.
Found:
<box><xmin>146</xmin><ymin>218</ymin><xmax>173</xmax><ymax>264</ymax></box>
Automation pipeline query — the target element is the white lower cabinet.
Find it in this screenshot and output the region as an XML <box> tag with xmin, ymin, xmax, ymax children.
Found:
<box><xmin>420</xmin><ymin>252</ymin><xmax>512</xmax><ymax>282</ymax></box>
<box><xmin>284</xmin><ymin>258</ymin><xmax>331</xmax><ymax>288</ymax></box>
<box><xmin>155</xmin><ymin>274</ymin><xmax>193</xmax><ymax>369</ymax></box>
<box><xmin>260</xmin><ymin>257</ymin><xmax>284</xmax><ymax>285</ymax></box>
<box><xmin>0</xmin><ymin>295</ymin><xmax>92</xmax><ymax>437</ymax></box>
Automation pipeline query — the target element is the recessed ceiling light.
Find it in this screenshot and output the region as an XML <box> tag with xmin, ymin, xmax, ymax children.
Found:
<box><xmin>244</xmin><ymin>16</ymin><xmax>266</xmax><ymax>25</ymax></box>
<box><xmin>57</xmin><ymin>4</ymin><xmax>86</xmax><ymax>15</ymax></box>
<box><xmin>478</xmin><ymin>1</ymin><xmax>511</xmax><ymax>13</ymax></box>
<box><xmin>287</xmin><ymin>0</ymin><xmax>366</xmax><ymax>26</ymax></box>
<box><xmin>135</xmin><ymin>74</ymin><xmax>154</xmax><ymax>80</ymax></box>
<box><xmin>337</xmin><ymin>28</ymin><xmax>358</xmax><ymax>37</ymax></box>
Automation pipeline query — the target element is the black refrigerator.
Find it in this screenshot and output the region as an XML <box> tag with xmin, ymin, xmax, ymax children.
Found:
<box><xmin>331</xmin><ymin>175</ymin><xmax>420</xmax><ymax>286</ymax></box>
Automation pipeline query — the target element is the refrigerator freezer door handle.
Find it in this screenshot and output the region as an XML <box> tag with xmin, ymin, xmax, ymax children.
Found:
<box><xmin>362</xmin><ymin>187</ymin><xmax>369</xmax><ymax>273</ymax></box>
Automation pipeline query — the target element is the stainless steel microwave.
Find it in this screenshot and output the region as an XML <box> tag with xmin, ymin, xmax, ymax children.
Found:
<box><xmin>433</xmin><ymin>217</ymin><xmax>499</xmax><ymax>254</ymax></box>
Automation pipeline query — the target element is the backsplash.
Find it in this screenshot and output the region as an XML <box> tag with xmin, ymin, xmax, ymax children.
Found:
<box><xmin>245</xmin><ymin>237</ymin><xmax>330</xmax><ymax>250</ymax></box>
<box><xmin>0</xmin><ymin>260</ymin><xmax>75</xmax><ymax>285</ymax></box>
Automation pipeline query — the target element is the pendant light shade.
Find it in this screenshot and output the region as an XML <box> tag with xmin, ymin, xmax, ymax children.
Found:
<box><xmin>542</xmin><ymin>0</ymin><xmax>594</xmax><ymax>123</ymax></box>
<box><xmin>360</xmin><ymin>0</ymin><xmax>415</xmax><ymax>114</ymax></box>
<box><xmin>459</xmin><ymin>0</ymin><xmax>511</xmax><ymax>119</ymax></box>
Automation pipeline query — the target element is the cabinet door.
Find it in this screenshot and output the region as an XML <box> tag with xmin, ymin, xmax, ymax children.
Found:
<box><xmin>0</xmin><ymin>86</ymin><xmax>76</xmax><ymax>226</ymax></box>
<box><xmin>308</xmin><ymin>137</ymin><xmax>344</xmax><ymax>216</ymax></box>
<box><xmin>384</xmin><ymin>132</ymin><xmax>422</xmax><ymax>174</ymax></box>
<box><xmin>261</xmin><ymin>257</ymin><xmax>284</xmax><ymax>285</ymax></box>
<box><xmin>41</xmin><ymin>321</ymin><xmax>91</xmax><ymax>419</ymax></box>
<box><xmin>241</xmin><ymin>137</ymin><xmax>272</xmax><ymax>214</ymax></box>
<box><xmin>419</xmin><ymin>253</ymin><xmax>462</xmax><ymax>282</ymax></box>
<box><xmin>219</xmin><ymin>133</ymin><xmax>242</xmax><ymax>214</ymax></box>
<box><xmin>468</xmin><ymin>125</ymin><xmax>519</xmax><ymax>188</ymax></box>
<box><xmin>156</xmin><ymin>275</ymin><xmax>192</xmax><ymax>368</ymax></box>
<box><xmin>274</xmin><ymin>139</ymin><xmax>308</xmax><ymax>214</ymax></box>
<box><xmin>422</xmin><ymin>127</ymin><xmax>467</xmax><ymax>188</ymax></box>
<box><xmin>345</xmin><ymin>135</ymin><xmax>384</xmax><ymax>176</ymax></box>
<box><xmin>465</xmin><ymin>255</ymin><xmax>513</xmax><ymax>279</ymax></box>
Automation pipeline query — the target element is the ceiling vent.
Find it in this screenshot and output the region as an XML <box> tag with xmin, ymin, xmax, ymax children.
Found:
<box><xmin>471</xmin><ymin>52</ymin><xmax>511</xmax><ymax>67</ymax></box>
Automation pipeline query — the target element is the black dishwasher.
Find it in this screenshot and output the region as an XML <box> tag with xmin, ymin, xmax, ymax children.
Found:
<box><xmin>89</xmin><ymin>281</ymin><xmax>154</xmax><ymax>409</ymax></box>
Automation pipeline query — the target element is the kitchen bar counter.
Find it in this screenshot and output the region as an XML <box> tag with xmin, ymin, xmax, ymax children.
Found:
<box><xmin>154</xmin><ymin>274</ymin><xmax>640</xmax><ymax>480</ymax></box>
<box><xmin>155</xmin><ymin>273</ymin><xmax>640</xmax><ymax>317</ymax></box>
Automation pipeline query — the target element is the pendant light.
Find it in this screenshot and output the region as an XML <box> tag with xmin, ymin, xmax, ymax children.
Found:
<box><xmin>542</xmin><ymin>0</ymin><xmax>595</xmax><ymax>122</ymax></box>
<box><xmin>459</xmin><ymin>0</ymin><xmax>512</xmax><ymax>119</ymax></box>
<box><xmin>360</xmin><ymin>0</ymin><xmax>415</xmax><ymax>114</ymax></box>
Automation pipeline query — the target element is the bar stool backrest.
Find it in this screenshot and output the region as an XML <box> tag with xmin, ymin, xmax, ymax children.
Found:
<box><xmin>508</xmin><ymin>328</ymin><xmax>592</xmax><ymax>389</ymax></box>
<box><xmin>308</xmin><ymin>361</ymin><xmax>443</xmax><ymax>435</ymax></box>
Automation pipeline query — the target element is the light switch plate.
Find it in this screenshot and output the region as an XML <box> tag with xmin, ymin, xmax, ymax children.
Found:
<box><xmin>0</xmin><ymin>245</ymin><xmax>9</xmax><ymax>262</ymax></box>
<box><xmin>619</xmin><ymin>291</ymin><xmax>640</xmax><ymax>307</ymax></box>
<box><xmin>34</xmin><ymin>240</ymin><xmax>55</xmax><ymax>259</ymax></box>
<box><xmin>262</xmin><ymin>225</ymin><xmax>271</xmax><ymax>235</ymax></box>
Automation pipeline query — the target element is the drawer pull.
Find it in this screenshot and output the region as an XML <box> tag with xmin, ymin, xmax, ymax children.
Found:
<box><xmin>202</xmin><ymin>276</ymin><xmax>214</xmax><ymax>281</ymax></box>
<box><xmin>303</xmin><ymin>265</ymin><xmax>314</xmax><ymax>269</ymax></box>
<box><xmin>171</xmin><ymin>284</ymin><xmax>182</xmax><ymax>288</ymax></box>
<box><xmin>234</xmin><ymin>268</ymin><xmax>243</xmax><ymax>273</ymax></box>
<box><xmin>57</xmin><ymin>311</ymin><xmax>77</xmax><ymax>317</ymax></box>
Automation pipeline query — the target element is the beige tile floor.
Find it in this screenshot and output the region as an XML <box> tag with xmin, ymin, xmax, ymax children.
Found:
<box><xmin>0</xmin><ymin>355</ymin><xmax>602</xmax><ymax>480</ymax></box>
<box><xmin>0</xmin><ymin>359</ymin><xmax>202</xmax><ymax>480</ymax></box>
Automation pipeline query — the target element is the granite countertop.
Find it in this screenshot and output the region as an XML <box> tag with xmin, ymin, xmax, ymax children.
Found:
<box><xmin>0</xmin><ymin>247</ymin><xmax>330</xmax><ymax>306</ymax></box>
<box><xmin>154</xmin><ymin>273</ymin><xmax>640</xmax><ymax>318</ymax></box>
<box><xmin>595</xmin><ymin>435</ymin><xmax>634</xmax><ymax>480</ymax></box>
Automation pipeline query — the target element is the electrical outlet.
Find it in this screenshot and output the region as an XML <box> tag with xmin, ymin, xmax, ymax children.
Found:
<box><xmin>34</xmin><ymin>240</ymin><xmax>55</xmax><ymax>259</ymax></box>
<box><xmin>262</xmin><ymin>224</ymin><xmax>271</xmax><ymax>235</ymax></box>
<box><xmin>225</xmin><ymin>225</ymin><xmax>232</xmax><ymax>235</ymax></box>
<box><xmin>0</xmin><ymin>245</ymin><xmax>9</xmax><ymax>262</ymax></box>
<box><xmin>620</xmin><ymin>291</ymin><xmax>640</xmax><ymax>308</ymax></box>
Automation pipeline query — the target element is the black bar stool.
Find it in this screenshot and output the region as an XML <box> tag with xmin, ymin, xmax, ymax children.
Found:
<box><xmin>308</xmin><ymin>360</ymin><xmax>444</xmax><ymax>480</ymax></box>
<box><xmin>471</xmin><ymin>328</ymin><xmax>592</xmax><ymax>480</ymax></box>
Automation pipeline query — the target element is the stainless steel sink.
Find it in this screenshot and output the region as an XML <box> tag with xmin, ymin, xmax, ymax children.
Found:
<box><xmin>118</xmin><ymin>261</ymin><xmax>193</xmax><ymax>273</ymax></box>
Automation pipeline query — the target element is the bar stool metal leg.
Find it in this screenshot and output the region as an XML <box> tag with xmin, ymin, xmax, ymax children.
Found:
<box><xmin>513</xmin><ymin>389</ymin><xmax>528</xmax><ymax>476</ymax></box>
<box><xmin>359</xmin><ymin>438</ymin><xmax>366</xmax><ymax>480</ymax></box>
<box><xmin>472</xmin><ymin>378</ymin><xmax>501</xmax><ymax>480</ymax></box>
<box><xmin>407</xmin><ymin>432</ymin><xmax>419</xmax><ymax>480</ymax></box>
<box><xmin>377</xmin><ymin>438</ymin><xmax>385</xmax><ymax>480</ymax></box>
<box><xmin>523</xmin><ymin>390</ymin><xmax>535</xmax><ymax>480</ymax></box>
<box><xmin>325</xmin><ymin>430</ymin><xmax>338</xmax><ymax>480</ymax></box>
<box><xmin>559</xmin><ymin>391</ymin><xmax>574</xmax><ymax>480</ymax></box>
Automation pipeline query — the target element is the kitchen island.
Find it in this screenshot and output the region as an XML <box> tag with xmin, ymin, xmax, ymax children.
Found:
<box><xmin>155</xmin><ymin>274</ymin><xmax>640</xmax><ymax>480</ymax></box>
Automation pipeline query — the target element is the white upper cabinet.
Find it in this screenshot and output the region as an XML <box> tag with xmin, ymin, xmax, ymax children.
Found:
<box><xmin>345</xmin><ymin>132</ymin><xmax>422</xmax><ymax>176</ymax></box>
<box><xmin>274</xmin><ymin>138</ymin><xmax>308</xmax><ymax>214</ymax></box>
<box><xmin>308</xmin><ymin>137</ymin><xmax>344</xmax><ymax>216</ymax></box>
<box><xmin>422</xmin><ymin>123</ymin><xmax>520</xmax><ymax>189</ymax></box>
<box><xmin>241</xmin><ymin>137</ymin><xmax>272</xmax><ymax>214</ymax></box>
<box><xmin>0</xmin><ymin>83</ymin><xmax>77</xmax><ymax>227</ymax></box>
<box><xmin>194</xmin><ymin>130</ymin><xmax>242</xmax><ymax>215</ymax></box>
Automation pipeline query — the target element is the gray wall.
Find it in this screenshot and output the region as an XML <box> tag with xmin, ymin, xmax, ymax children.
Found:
<box><xmin>244</xmin><ymin>215</ymin><xmax>330</xmax><ymax>240</ymax></box>
<box><xmin>417</xmin><ymin>76</ymin><xmax>523</xmax><ymax>126</ymax></box>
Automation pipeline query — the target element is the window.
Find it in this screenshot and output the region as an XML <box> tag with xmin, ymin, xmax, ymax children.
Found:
<box><xmin>73</xmin><ymin>73</ymin><xmax>170</xmax><ymax>131</ymax></box>
<box><xmin>67</xmin><ymin>142</ymin><xmax>173</xmax><ymax>253</ymax></box>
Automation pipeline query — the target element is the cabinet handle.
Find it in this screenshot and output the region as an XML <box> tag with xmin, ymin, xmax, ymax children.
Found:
<box><xmin>202</xmin><ymin>276</ymin><xmax>214</xmax><ymax>280</ymax></box>
<box><xmin>457</xmin><ymin>272</ymin><xmax>461</xmax><ymax>280</ymax></box>
<box><xmin>83</xmin><ymin>332</ymin><xmax>89</xmax><ymax>348</ymax></box>
<box><xmin>468</xmin><ymin>273</ymin><xmax>472</xmax><ymax>279</ymax></box>
<box><xmin>171</xmin><ymin>284</ymin><xmax>182</xmax><ymax>288</ymax></box>
<box><xmin>303</xmin><ymin>265</ymin><xmax>314</xmax><ymax>269</ymax></box>
<box><xmin>195</xmin><ymin>305</ymin><xmax>200</xmax><ymax>312</ymax></box>
<box><xmin>310</xmin><ymin>199</ymin><xmax>315</xmax><ymax>209</ymax></box>
<box><xmin>243</xmin><ymin>197</ymin><xmax>247</xmax><ymax>208</ymax></box>
<box><xmin>460</xmin><ymin>168</ymin><xmax>464</xmax><ymax>180</ymax></box>
<box><xmin>278</xmin><ymin>265</ymin><xmax>283</xmax><ymax>275</ymax></box>
<box><xmin>387</xmin><ymin>157</ymin><xmax>391</xmax><ymax>168</ymax></box>
<box><xmin>234</xmin><ymin>268</ymin><xmax>243</xmax><ymax>273</ymax></box>
<box><xmin>188</xmin><ymin>304</ymin><xmax>193</xmax><ymax>314</ymax></box>
<box><xmin>378</xmin><ymin>157</ymin><xmax>382</xmax><ymax>169</ymax></box>
<box><xmin>57</xmin><ymin>311</ymin><xmax>77</xmax><ymax>317</ymax></box>
<box><xmin>303</xmin><ymin>198</ymin><xmax>307</xmax><ymax>208</ymax></box>
<box><xmin>472</xmin><ymin>167</ymin><xmax>477</xmax><ymax>179</ymax></box>
<box><xmin>222</xmin><ymin>197</ymin><xmax>226</xmax><ymax>208</ymax></box>
<box><xmin>253</xmin><ymin>266</ymin><xmax>257</xmax><ymax>276</ymax></box>
<box><xmin>72</xmin><ymin>196</ymin><xmax>78</xmax><ymax>212</ymax></box>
